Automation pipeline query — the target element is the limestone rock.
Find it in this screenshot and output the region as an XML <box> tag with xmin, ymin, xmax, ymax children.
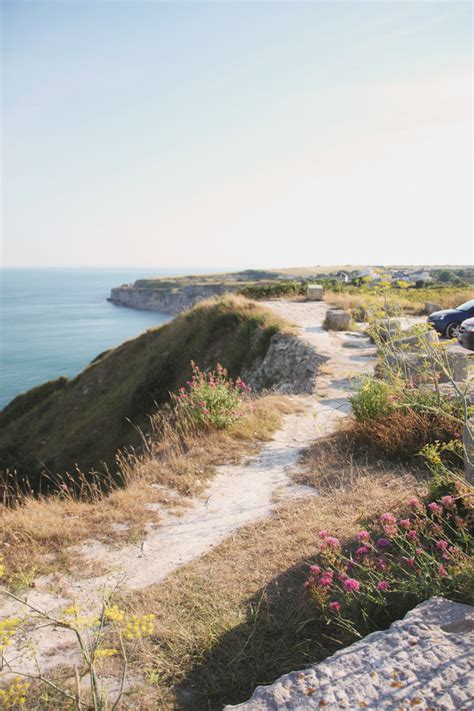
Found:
<box><xmin>242</xmin><ymin>333</ymin><xmax>328</xmax><ymax>395</ymax></box>
<box><xmin>306</xmin><ymin>285</ymin><xmax>324</xmax><ymax>301</ymax></box>
<box><xmin>393</xmin><ymin>329</ymin><xmax>439</xmax><ymax>350</ymax></box>
<box><xmin>425</xmin><ymin>302</ymin><xmax>443</xmax><ymax>315</ymax></box>
<box><xmin>323</xmin><ymin>310</ymin><xmax>351</xmax><ymax>331</ymax></box>
<box><xmin>370</xmin><ymin>318</ymin><xmax>401</xmax><ymax>341</ymax></box>
<box><xmin>226</xmin><ymin>597</ymin><xmax>474</xmax><ymax>710</ymax></box>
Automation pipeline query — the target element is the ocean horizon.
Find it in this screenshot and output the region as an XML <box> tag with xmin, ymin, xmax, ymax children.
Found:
<box><xmin>0</xmin><ymin>267</ymin><xmax>225</xmax><ymax>409</ymax></box>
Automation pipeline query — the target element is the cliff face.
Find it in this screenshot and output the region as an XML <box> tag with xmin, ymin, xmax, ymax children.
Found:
<box><xmin>109</xmin><ymin>283</ymin><xmax>241</xmax><ymax>315</ymax></box>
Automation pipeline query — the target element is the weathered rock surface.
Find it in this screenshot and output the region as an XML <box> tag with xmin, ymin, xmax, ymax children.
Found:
<box><xmin>425</xmin><ymin>302</ymin><xmax>443</xmax><ymax>315</ymax></box>
<box><xmin>383</xmin><ymin>349</ymin><xmax>468</xmax><ymax>384</ymax></box>
<box><xmin>243</xmin><ymin>333</ymin><xmax>328</xmax><ymax>394</ymax></box>
<box><xmin>370</xmin><ymin>318</ymin><xmax>401</xmax><ymax>341</ymax></box>
<box><xmin>226</xmin><ymin>597</ymin><xmax>474</xmax><ymax>710</ymax></box>
<box><xmin>306</xmin><ymin>285</ymin><xmax>324</xmax><ymax>301</ymax></box>
<box><xmin>109</xmin><ymin>283</ymin><xmax>240</xmax><ymax>314</ymax></box>
<box><xmin>393</xmin><ymin>329</ymin><xmax>439</xmax><ymax>350</ymax></box>
<box><xmin>323</xmin><ymin>310</ymin><xmax>352</xmax><ymax>331</ymax></box>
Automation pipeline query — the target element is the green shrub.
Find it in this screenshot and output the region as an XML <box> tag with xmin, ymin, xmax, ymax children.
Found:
<box><xmin>349</xmin><ymin>379</ymin><xmax>394</xmax><ymax>422</ymax></box>
<box><xmin>171</xmin><ymin>362</ymin><xmax>252</xmax><ymax>431</ymax></box>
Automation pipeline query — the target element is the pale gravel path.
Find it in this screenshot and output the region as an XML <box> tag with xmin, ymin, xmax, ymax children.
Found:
<box><xmin>2</xmin><ymin>300</ymin><xmax>376</xmax><ymax>675</ymax></box>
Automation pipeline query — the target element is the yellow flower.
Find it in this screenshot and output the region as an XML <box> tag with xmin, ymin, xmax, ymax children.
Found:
<box><xmin>0</xmin><ymin>677</ymin><xmax>30</xmax><ymax>708</ymax></box>
<box><xmin>122</xmin><ymin>613</ymin><xmax>155</xmax><ymax>640</ymax></box>
<box><xmin>0</xmin><ymin>557</ymin><xmax>4</xmax><ymax>579</ymax></box>
<box><xmin>104</xmin><ymin>604</ymin><xmax>125</xmax><ymax>623</ymax></box>
<box><xmin>0</xmin><ymin>618</ymin><xmax>20</xmax><ymax>653</ymax></box>
<box><xmin>94</xmin><ymin>648</ymin><xmax>118</xmax><ymax>659</ymax></box>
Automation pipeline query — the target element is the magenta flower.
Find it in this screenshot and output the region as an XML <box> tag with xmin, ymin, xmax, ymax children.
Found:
<box><xmin>399</xmin><ymin>518</ymin><xmax>411</xmax><ymax>529</ymax></box>
<box><xmin>356</xmin><ymin>530</ymin><xmax>370</xmax><ymax>542</ymax></box>
<box><xmin>376</xmin><ymin>538</ymin><xmax>391</xmax><ymax>548</ymax></box>
<box><xmin>377</xmin><ymin>558</ymin><xmax>387</xmax><ymax>571</ymax></box>
<box><xmin>405</xmin><ymin>557</ymin><xmax>415</xmax><ymax>568</ymax></box>
<box><xmin>428</xmin><ymin>502</ymin><xmax>442</xmax><ymax>515</ymax></box>
<box><xmin>321</xmin><ymin>536</ymin><xmax>341</xmax><ymax>550</ymax></box>
<box><xmin>436</xmin><ymin>540</ymin><xmax>449</xmax><ymax>551</ymax></box>
<box><xmin>441</xmin><ymin>495</ymin><xmax>455</xmax><ymax>508</ymax></box>
<box><xmin>380</xmin><ymin>513</ymin><xmax>396</xmax><ymax>525</ymax></box>
<box><xmin>438</xmin><ymin>564</ymin><xmax>448</xmax><ymax>577</ymax></box>
<box><xmin>355</xmin><ymin>546</ymin><xmax>370</xmax><ymax>559</ymax></box>
<box><xmin>304</xmin><ymin>577</ymin><xmax>315</xmax><ymax>590</ymax></box>
<box><xmin>318</xmin><ymin>530</ymin><xmax>329</xmax><ymax>539</ymax></box>
<box><xmin>329</xmin><ymin>601</ymin><xmax>341</xmax><ymax>612</ymax></box>
<box><xmin>343</xmin><ymin>578</ymin><xmax>360</xmax><ymax>593</ymax></box>
<box><xmin>309</xmin><ymin>564</ymin><xmax>321</xmax><ymax>575</ymax></box>
<box><xmin>407</xmin><ymin>530</ymin><xmax>418</xmax><ymax>541</ymax></box>
<box><xmin>408</xmin><ymin>497</ymin><xmax>422</xmax><ymax>509</ymax></box>
<box><xmin>377</xmin><ymin>581</ymin><xmax>390</xmax><ymax>592</ymax></box>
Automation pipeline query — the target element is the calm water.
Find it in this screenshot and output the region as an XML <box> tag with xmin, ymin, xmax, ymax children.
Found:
<box><xmin>0</xmin><ymin>268</ymin><xmax>199</xmax><ymax>408</ymax></box>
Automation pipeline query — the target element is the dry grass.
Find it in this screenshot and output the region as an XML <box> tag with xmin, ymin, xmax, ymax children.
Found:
<box><xmin>105</xmin><ymin>456</ymin><xmax>427</xmax><ymax>710</ymax></box>
<box><xmin>325</xmin><ymin>286</ymin><xmax>474</xmax><ymax>317</ymax></box>
<box><xmin>0</xmin><ymin>395</ymin><xmax>297</xmax><ymax>587</ymax></box>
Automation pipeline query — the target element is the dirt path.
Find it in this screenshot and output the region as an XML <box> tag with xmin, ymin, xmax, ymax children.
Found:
<box><xmin>2</xmin><ymin>300</ymin><xmax>375</xmax><ymax>674</ymax></box>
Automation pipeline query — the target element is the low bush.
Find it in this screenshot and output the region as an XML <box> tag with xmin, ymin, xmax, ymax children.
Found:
<box><xmin>305</xmin><ymin>490</ymin><xmax>474</xmax><ymax>637</ymax></box>
<box><xmin>171</xmin><ymin>362</ymin><xmax>252</xmax><ymax>431</ymax></box>
<box><xmin>349</xmin><ymin>379</ymin><xmax>394</xmax><ymax>421</ymax></box>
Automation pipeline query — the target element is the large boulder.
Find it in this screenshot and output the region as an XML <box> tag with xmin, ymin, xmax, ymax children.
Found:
<box><xmin>369</xmin><ymin>318</ymin><xmax>401</xmax><ymax>342</ymax></box>
<box><xmin>425</xmin><ymin>302</ymin><xmax>443</xmax><ymax>315</ymax></box>
<box><xmin>306</xmin><ymin>285</ymin><xmax>324</xmax><ymax>301</ymax></box>
<box><xmin>226</xmin><ymin>598</ymin><xmax>474</xmax><ymax>710</ymax></box>
<box><xmin>393</xmin><ymin>329</ymin><xmax>439</xmax><ymax>351</ymax></box>
<box><xmin>323</xmin><ymin>309</ymin><xmax>351</xmax><ymax>331</ymax></box>
<box><xmin>382</xmin><ymin>349</ymin><xmax>468</xmax><ymax>384</ymax></box>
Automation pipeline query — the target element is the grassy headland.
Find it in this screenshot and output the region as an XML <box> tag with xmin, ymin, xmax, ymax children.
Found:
<box><xmin>0</xmin><ymin>296</ymin><xmax>289</xmax><ymax>493</ymax></box>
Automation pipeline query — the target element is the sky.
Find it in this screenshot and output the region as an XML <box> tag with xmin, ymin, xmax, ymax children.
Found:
<box><xmin>1</xmin><ymin>0</ymin><xmax>472</xmax><ymax>269</ymax></box>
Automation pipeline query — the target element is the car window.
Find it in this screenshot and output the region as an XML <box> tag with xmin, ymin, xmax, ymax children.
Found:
<box><xmin>457</xmin><ymin>299</ymin><xmax>474</xmax><ymax>311</ymax></box>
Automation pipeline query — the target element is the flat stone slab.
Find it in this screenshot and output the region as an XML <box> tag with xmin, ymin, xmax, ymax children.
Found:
<box><xmin>226</xmin><ymin>597</ymin><xmax>474</xmax><ymax>710</ymax></box>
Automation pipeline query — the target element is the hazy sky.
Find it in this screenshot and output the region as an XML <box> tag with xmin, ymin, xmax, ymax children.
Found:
<box><xmin>2</xmin><ymin>1</ymin><xmax>472</xmax><ymax>269</ymax></box>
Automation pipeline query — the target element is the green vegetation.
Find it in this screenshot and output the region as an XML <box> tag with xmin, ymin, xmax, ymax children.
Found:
<box><xmin>0</xmin><ymin>296</ymin><xmax>288</xmax><ymax>493</ymax></box>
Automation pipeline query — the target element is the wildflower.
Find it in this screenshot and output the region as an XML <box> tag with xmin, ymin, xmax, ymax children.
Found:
<box><xmin>309</xmin><ymin>564</ymin><xmax>321</xmax><ymax>576</ymax></box>
<box><xmin>376</xmin><ymin>538</ymin><xmax>391</xmax><ymax>549</ymax></box>
<box><xmin>0</xmin><ymin>677</ymin><xmax>30</xmax><ymax>707</ymax></box>
<box><xmin>436</xmin><ymin>540</ymin><xmax>449</xmax><ymax>551</ymax></box>
<box><xmin>318</xmin><ymin>530</ymin><xmax>329</xmax><ymax>539</ymax></box>
<box><xmin>0</xmin><ymin>618</ymin><xmax>21</xmax><ymax>655</ymax></box>
<box><xmin>122</xmin><ymin>613</ymin><xmax>155</xmax><ymax>640</ymax></box>
<box><xmin>408</xmin><ymin>498</ymin><xmax>422</xmax><ymax>510</ymax></box>
<box><xmin>320</xmin><ymin>536</ymin><xmax>341</xmax><ymax>550</ymax></box>
<box><xmin>329</xmin><ymin>601</ymin><xmax>341</xmax><ymax>612</ymax></box>
<box><xmin>104</xmin><ymin>604</ymin><xmax>125</xmax><ymax>624</ymax></box>
<box><xmin>377</xmin><ymin>558</ymin><xmax>388</xmax><ymax>571</ymax></box>
<box><xmin>356</xmin><ymin>530</ymin><xmax>370</xmax><ymax>542</ymax></box>
<box><xmin>318</xmin><ymin>572</ymin><xmax>333</xmax><ymax>588</ymax></box>
<box><xmin>405</xmin><ymin>557</ymin><xmax>415</xmax><ymax>568</ymax></box>
<box><xmin>399</xmin><ymin>518</ymin><xmax>411</xmax><ymax>529</ymax></box>
<box><xmin>441</xmin><ymin>495</ymin><xmax>455</xmax><ymax>508</ymax></box>
<box><xmin>438</xmin><ymin>565</ymin><xmax>448</xmax><ymax>577</ymax></box>
<box><xmin>355</xmin><ymin>546</ymin><xmax>370</xmax><ymax>559</ymax></box>
<box><xmin>407</xmin><ymin>530</ymin><xmax>418</xmax><ymax>541</ymax></box>
<box><xmin>304</xmin><ymin>577</ymin><xmax>315</xmax><ymax>590</ymax></box>
<box><xmin>427</xmin><ymin>502</ymin><xmax>442</xmax><ymax>515</ymax></box>
<box><xmin>377</xmin><ymin>581</ymin><xmax>390</xmax><ymax>592</ymax></box>
<box><xmin>343</xmin><ymin>578</ymin><xmax>360</xmax><ymax>593</ymax></box>
<box><xmin>380</xmin><ymin>513</ymin><xmax>396</xmax><ymax>525</ymax></box>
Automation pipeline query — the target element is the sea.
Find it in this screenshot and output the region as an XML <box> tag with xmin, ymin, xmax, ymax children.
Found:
<box><xmin>0</xmin><ymin>268</ymin><xmax>217</xmax><ymax>409</ymax></box>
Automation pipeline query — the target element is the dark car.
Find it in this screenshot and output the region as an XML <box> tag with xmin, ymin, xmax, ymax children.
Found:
<box><xmin>427</xmin><ymin>299</ymin><xmax>474</xmax><ymax>338</ymax></box>
<box><xmin>457</xmin><ymin>317</ymin><xmax>474</xmax><ymax>351</ymax></box>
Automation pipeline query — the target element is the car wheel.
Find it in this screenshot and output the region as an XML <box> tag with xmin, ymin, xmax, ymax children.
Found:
<box><xmin>446</xmin><ymin>322</ymin><xmax>461</xmax><ymax>339</ymax></box>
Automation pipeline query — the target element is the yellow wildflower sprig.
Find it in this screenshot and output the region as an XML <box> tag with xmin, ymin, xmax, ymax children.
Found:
<box><xmin>0</xmin><ymin>677</ymin><xmax>30</xmax><ymax>708</ymax></box>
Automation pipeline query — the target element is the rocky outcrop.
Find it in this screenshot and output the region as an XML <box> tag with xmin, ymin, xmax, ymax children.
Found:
<box><xmin>243</xmin><ymin>333</ymin><xmax>328</xmax><ymax>395</ymax></box>
<box><xmin>226</xmin><ymin>597</ymin><xmax>474</xmax><ymax>710</ymax></box>
<box><xmin>109</xmin><ymin>283</ymin><xmax>240</xmax><ymax>314</ymax></box>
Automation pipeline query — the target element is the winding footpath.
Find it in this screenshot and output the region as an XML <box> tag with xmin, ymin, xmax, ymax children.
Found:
<box><xmin>2</xmin><ymin>301</ymin><xmax>376</xmax><ymax>676</ymax></box>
